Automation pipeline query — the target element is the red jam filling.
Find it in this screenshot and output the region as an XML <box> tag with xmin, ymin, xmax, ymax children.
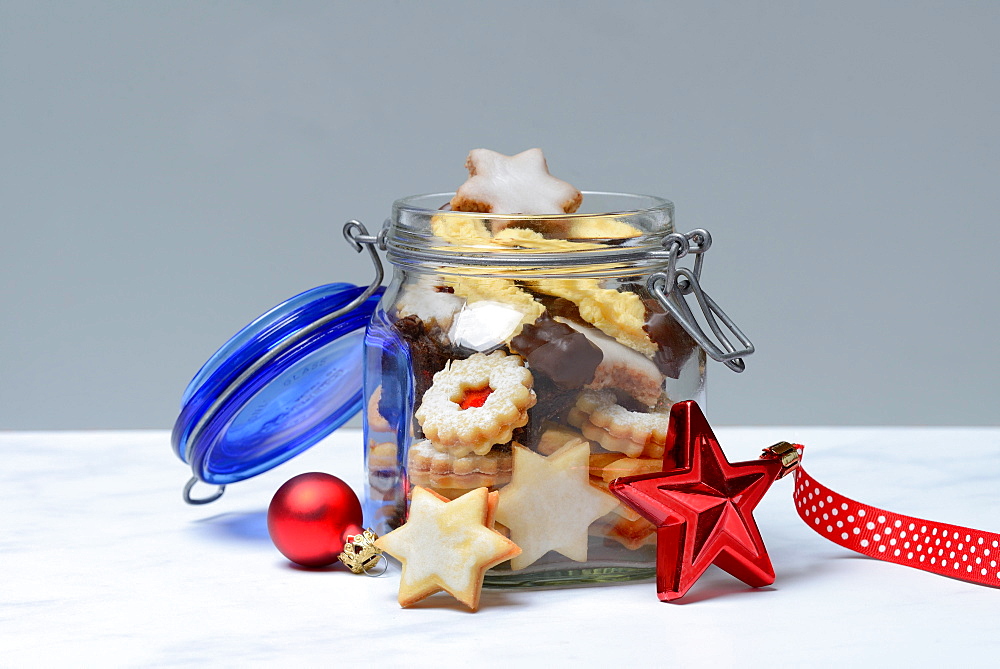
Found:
<box><xmin>458</xmin><ymin>386</ymin><xmax>493</xmax><ymax>410</ymax></box>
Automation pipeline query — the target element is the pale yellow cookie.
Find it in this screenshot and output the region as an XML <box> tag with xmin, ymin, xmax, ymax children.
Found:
<box><xmin>525</xmin><ymin>278</ymin><xmax>657</xmax><ymax>357</ymax></box>
<box><xmin>407</xmin><ymin>439</ymin><xmax>513</xmax><ymax>489</ymax></box>
<box><xmin>367</xmin><ymin>439</ymin><xmax>398</xmax><ymax>470</ymax></box>
<box><xmin>590</xmin><ymin>512</ymin><xmax>658</xmax><ymax>550</ymax></box>
<box><xmin>589</xmin><ymin>478</ymin><xmax>644</xmax><ymax>522</ymax></box>
<box><xmin>374</xmin><ymin>486</ymin><xmax>520</xmax><ymax>610</ymax></box>
<box><xmin>415</xmin><ymin>351</ymin><xmax>536</xmax><ymax>457</ymax></box>
<box><xmin>536</xmin><ymin>424</ymin><xmax>588</xmax><ymax>456</ymax></box>
<box><xmin>366</xmin><ymin>386</ymin><xmax>392</xmax><ymax>433</ymax></box>
<box><xmin>568</xmin><ymin>390</ymin><xmax>671</xmax><ymax>459</ymax></box>
<box><xmin>496</xmin><ymin>441</ymin><xmax>619</xmax><ymax>570</ymax></box>
<box><xmin>564</xmin><ymin>216</ymin><xmax>642</xmax><ymax>240</ymax></box>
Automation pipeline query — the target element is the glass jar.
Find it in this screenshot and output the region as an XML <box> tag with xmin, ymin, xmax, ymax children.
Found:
<box><xmin>362</xmin><ymin>192</ymin><xmax>734</xmax><ymax>587</ymax></box>
<box><xmin>172</xmin><ymin>190</ymin><xmax>751</xmax><ymax>587</ymax></box>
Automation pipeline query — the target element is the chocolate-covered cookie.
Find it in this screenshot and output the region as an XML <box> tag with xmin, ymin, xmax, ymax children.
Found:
<box><xmin>510</xmin><ymin>314</ymin><xmax>602</xmax><ymax>389</ymax></box>
<box><xmin>642</xmin><ymin>299</ymin><xmax>697</xmax><ymax>379</ymax></box>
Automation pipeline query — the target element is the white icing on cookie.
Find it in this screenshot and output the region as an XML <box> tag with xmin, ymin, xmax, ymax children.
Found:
<box><xmin>451</xmin><ymin>148</ymin><xmax>582</xmax><ymax>215</ymax></box>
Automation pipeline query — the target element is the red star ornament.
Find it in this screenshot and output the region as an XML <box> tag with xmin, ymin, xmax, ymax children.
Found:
<box><xmin>609</xmin><ymin>401</ymin><xmax>786</xmax><ymax>602</ymax></box>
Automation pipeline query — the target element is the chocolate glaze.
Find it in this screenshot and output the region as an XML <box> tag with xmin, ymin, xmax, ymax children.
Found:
<box><xmin>510</xmin><ymin>314</ymin><xmax>603</xmax><ymax>389</ymax></box>
<box><xmin>642</xmin><ymin>298</ymin><xmax>697</xmax><ymax>379</ymax></box>
<box><xmin>391</xmin><ymin>314</ymin><xmax>465</xmax><ymax>415</ymax></box>
<box><xmin>514</xmin><ymin>375</ymin><xmax>580</xmax><ymax>449</ymax></box>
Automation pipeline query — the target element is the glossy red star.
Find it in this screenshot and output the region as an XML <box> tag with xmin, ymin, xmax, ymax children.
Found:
<box><xmin>609</xmin><ymin>401</ymin><xmax>785</xmax><ymax>602</ymax></box>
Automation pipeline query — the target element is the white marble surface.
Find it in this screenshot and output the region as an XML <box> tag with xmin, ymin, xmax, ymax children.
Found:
<box><xmin>3</xmin><ymin>427</ymin><xmax>1000</xmax><ymax>666</ymax></box>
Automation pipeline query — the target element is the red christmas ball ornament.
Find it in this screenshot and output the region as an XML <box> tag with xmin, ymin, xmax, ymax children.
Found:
<box><xmin>267</xmin><ymin>472</ymin><xmax>364</xmax><ymax>567</ymax></box>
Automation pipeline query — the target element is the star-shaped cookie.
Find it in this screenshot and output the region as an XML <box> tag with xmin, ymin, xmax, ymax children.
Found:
<box><xmin>374</xmin><ymin>486</ymin><xmax>520</xmax><ymax>610</ymax></box>
<box><xmin>496</xmin><ymin>439</ymin><xmax>619</xmax><ymax>570</ymax></box>
<box><xmin>450</xmin><ymin>148</ymin><xmax>583</xmax><ymax>215</ymax></box>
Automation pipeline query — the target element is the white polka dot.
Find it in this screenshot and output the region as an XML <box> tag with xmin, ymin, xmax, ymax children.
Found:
<box><xmin>894</xmin><ymin>549</ymin><xmax>901</xmax><ymax>557</ymax></box>
<box><xmin>966</xmin><ymin>534</ymin><xmax>972</xmax><ymax>542</ymax></box>
<box><xmin>878</xmin><ymin>546</ymin><xmax>886</xmax><ymax>553</ymax></box>
<box><xmin>859</xmin><ymin>509</ymin><xmax>867</xmax><ymax>517</ymax></box>
<box><xmin>861</xmin><ymin>539</ymin><xmax>870</xmax><ymax>548</ymax></box>
<box><xmin>837</xmin><ymin>521</ymin><xmax>844</xmax><ymax>528</ymax></box>
<box><xmin>841</xmin><ymin>532</ymin><xmax>849</xmax><ymax>540</ymax></box>
<box><xmin>873</xmin><ymin>534</ymin><xmax>882</xmax><ymax>542</ymax></box>
<box><xmin>921</xmin><ymin>526</ymin><xmax>927</xmax><ymax>533</ymax></box>
<box><xmin>909</xmin><ymin>523</ymin><xmax>915</xmax><ymax>531</ymax></box>
<box><xmin>878</xmin><ymin>516</ymin><xmax>886</xmax><ymax>524</ymax></box>
<box><xmin>832</xmin><ymin>508</ymin><xmax>839</xmax><ymax>516</ymax></box>
<box><xmin>894</xmin><ymin>520</ymin><xmax>902</xmax><ymax>528</ymax></box>
<box><xmin>826</xmin><ymin>525</ymin><xmax>833</xmax><ymax>533</ymax></box>
<box><xmin>819</xmin><ymin>501</ymin><xmax>825</xmax><ymax>509</ymax></box>
<box><xmin>853</xmin><ymin>528</ymin><xmax>861</xmax><ymax>535</ymax></box>
<box><xmin>866</xmin><ymin>522</ymin><xmax>876</xmax><ymax>530</ymax></box>
<box><xmin>978</xmin><ymin>537</ymin><xmax>985</xmax><ymax>545</ymax></box>
<box><xmin>842</xmin><ymin>503</ymin><xmax>849</xmax><ymax>511</ymax></box>
<box><xmin>907</xmin><ymin>552</ymin><xmax>914</xmax><ymax>559</ymax></box>
<box><xmin>827</xmin><ymin>496</ymin><xmax>833</xmax><ymax>503</ymax></box>
<box><xmin>847</xmin><ymin>515</ymin><xmax>855</xmax><ymax>522</ymax></box>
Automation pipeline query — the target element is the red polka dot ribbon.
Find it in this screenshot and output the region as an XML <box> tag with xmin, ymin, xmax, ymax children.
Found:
<box><xmin>792</xmin><ymin>447</ymin><xmax>1000</xmax><ymax>587</ymax></box>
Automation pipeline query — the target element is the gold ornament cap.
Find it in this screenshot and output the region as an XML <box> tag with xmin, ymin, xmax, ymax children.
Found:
<box><xmin>761</xmin><ymin>441</ymin><xmax>801</xmax><ymax>479</ymax></box>
<box><xmin>338</xmin><ymin>528</ymin><xmax>385</xmax><ymax>574</ymax></box>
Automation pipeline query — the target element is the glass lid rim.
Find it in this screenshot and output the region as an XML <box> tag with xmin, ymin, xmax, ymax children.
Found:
<box><xmin>392</xmin><ymin>191</ymin><xmax>674</xmax><ymax>219</ymax></box>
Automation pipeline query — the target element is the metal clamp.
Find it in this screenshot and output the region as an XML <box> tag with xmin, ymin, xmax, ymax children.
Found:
<box><xmin>183</xmin><ymin>477</ymin><xmax>226</xmax><ymax>505</ymax></box>
<box><xmin>646</xmin><ymin>229</ymin><xmax>754</xmax><ymax>373</ymax></box>
<box><xmin>181</xmin><ymin>220</ymin><xmax>385</xmax><ymax>505</ymax></box>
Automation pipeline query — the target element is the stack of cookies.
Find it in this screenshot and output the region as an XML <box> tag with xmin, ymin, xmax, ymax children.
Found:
<box><xmin>365</xmin><ymin>149</ymin><xmax>702</xmax><ymax>571</ymax></box>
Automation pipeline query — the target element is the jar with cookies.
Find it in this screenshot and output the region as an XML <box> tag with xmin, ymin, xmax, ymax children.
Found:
<box><xmin>362</xmin><ymin>149</ymin><xmax>754</xmax><ymax>587</ymax></box>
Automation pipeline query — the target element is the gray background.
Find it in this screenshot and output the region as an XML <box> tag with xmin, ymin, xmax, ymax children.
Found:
<box><xmin>3</xmin><ymin>1</ymin><xmax>998</xmax><ymax>430</ymax></box>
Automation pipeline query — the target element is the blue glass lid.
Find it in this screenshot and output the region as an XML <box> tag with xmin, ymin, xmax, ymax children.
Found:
<box><xmin>172</xmin><ymin>282</ymin><xmax>383</xmax><ymax>486</ymax></box>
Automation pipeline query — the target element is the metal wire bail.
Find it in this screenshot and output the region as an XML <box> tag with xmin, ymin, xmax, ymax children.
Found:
<box><xmin>647</xmin><ymin>228</ymin><xmax>754</xmax><ymax>373</ymax></box>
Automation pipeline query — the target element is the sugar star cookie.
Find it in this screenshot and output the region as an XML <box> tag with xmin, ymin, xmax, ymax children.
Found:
<box><xmin>374</xmin><ymin>486</ymin><xmax>520</xmax><ymax>611</ymax></box>
<box><xmin>450</xmin><ymin>148</ymin><xmax>583</xmax><ymax>215</ymax></box>
<box><xmin>496</xmin><ymin>440</ymin><xmax>619</xmax><ymax>570</ymax></box>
